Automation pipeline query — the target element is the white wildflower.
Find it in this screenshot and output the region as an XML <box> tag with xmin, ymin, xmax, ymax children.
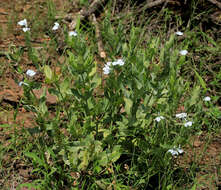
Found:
<box><xmin>106</xmin><ymin>62</ymin><xmax>112</xmax><ymax>66</ymax></box>
<box><xmin>52</xmin><ymin>22</ymin><xmax>60</xmax><ymax>31</ymax></box>
<box><xmin>18</xmin><ymin>19</ymin><xmax>28</xmax><ymax>27</ymax></box>
<box><xmin>154</xmin><ymin>116</ymin><xmax>165</xmax><ymax>122</ymax></box>
<box><xmin>103</xmin><ymin>59</ymin><xmax>125</xmax><ymax>74</ymax></box>
<box><xmin>112</xmin><ymin>61</ymin><xmax>119</xmax><ymax>66</ymax></box>
<box><xmin>116</xmin><ymin>59</ymin><xmax>125</xmax><ymax>66</ymax></box>
<box><xmin>168</xmin><ymin>146</ymin><xmax>184</xmax><ymax>156</ymax></box>
<box><xmin>175</xmin><ymin>31</ymin><xmax>183</xmax><ymax>36</ymax></box>
<box><xmin>103</xmin><ymin>66</ymin><xmax>111</xmax><ymax>75</ymax></box>
<box><xmin>179</xmin><ymin>50</ymin><xmax>188</xmax><ymax>55</ymax></box>
<box><xmin>69</xmin><ymin>31</ymin><xmax>77</xmax><ymax>37</ymax></box>
<box><xmin>22</xmin><ymin>27</ymin><xmax>30</xmax><ymax>32</ymax></box>
<box><xmin>184</xmin><ymin>121</ymin><xmax>193</xmax><ymax>127</ymax></box>
<box><xmin>203</xmin><ymin>96</ymin><xmax>211</xmax><ymax>102</ymax></box>
<box><xmin>109</xmin><ymin>59</ymin><xmax>125</xmax><ymax>66</ymax></box>
<box><xmin>26</xmin><ymin>69</ymin><xmax>36</xmax><ymax>77</ymax></box>
<box><xmin>176</xmin><ymin>113</ymin><xmax>187</xmax><ymax>119</ymax></box>
<box><xmin>19</xmin><ymin>81</ymin><xmax>29</xmax><ymax>86</ymax></box>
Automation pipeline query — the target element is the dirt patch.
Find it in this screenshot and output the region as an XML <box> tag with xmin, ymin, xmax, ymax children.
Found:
<box><xmin>0</xmin><ymin>1</ymin><xmax>70</xmax><ymax>189</ymax></box>
<box><xmin>177</xmin><ymin>133</ymin><xmax>221</xmax><ymax>189</ymax></box>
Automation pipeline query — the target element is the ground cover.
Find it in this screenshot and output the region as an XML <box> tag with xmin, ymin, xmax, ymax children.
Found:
<box><xmin>0</xmin><ymin>0</ymin><xmax>221</xmax><ymax>189</ymax></box>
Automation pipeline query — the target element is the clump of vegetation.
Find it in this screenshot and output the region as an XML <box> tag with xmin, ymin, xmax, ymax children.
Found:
<box><xmin>1</xmin><ymin>0</ymin><xmax>221</xmax><ymax>189</ymax></box>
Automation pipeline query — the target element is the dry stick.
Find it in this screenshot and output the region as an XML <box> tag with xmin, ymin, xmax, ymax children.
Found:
<box><xmin>69</xmin><ymin>0</ymin><xmax>107</xmax><ymax>30</ymax></box>
<box><xmin>112</xmin><ymin>0</ymin><xmax>117</xmax><ymax>16</ymax></box>
<box><xmin>91</xmin><ymin>14</ymin><xmax>106</xmax><ymax>59</ymax></box>
<box><xmin>0</xmin><ymin>12</ymin><xmax>8</xmax><ymax>15</ymax></box>
<box><xmin>136</xmin><ymin>0</ymin><xmax>167</xmax><ymax>13</ymax></box>
<box><xmin>207</xmin><ymin>0</ymin><xmax>221</xmax><ymax>9</ymax></box>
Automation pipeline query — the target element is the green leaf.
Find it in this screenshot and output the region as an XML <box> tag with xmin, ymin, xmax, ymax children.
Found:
<box><xmin>159</xmin><ymin>47</ymin><xmax>165</xmax><ymax>63</ymax></box>
<box><xmin>79</xmin><ymin>150</ymin><xmax>89</xmax><ymax>170</ymax></box>
<box><xmin>89</xmin><ymin>62</ymin><xmax>97</xmax><ymax>77</ymax></box>
<box><xmin>191</xmin><ymin>184</ymin><xmax>197</xmax><ymax>190</ymax></box>
<box><xmin>194</xmin><ymin>70</ymin><xmax>207</xmax><ymax>91</ymax></box>
<box><xmin>135</xmin><ymin>78</ymin><xmax>142</xmax><ymax>90</ymax></box>
<box><xmin>91</xmin><ymin>74</ymin><xmax>101</xmax><ymax>88</ymax></box>
<box><xmin>0</xmin><ymin>124</ymin><xmax>12</xmax><ymax>128</ymax></box>
<box><xmin>44</xmin><ymin>65</ymin><xmax>53</xmax><ymax>82</ymax></box>
<box><xmin>18</xmin><ymin>183</ymin><xmax>40</xmax><ymax>190</ymax></box>
<box><xmin>87</xmin><ymin>97</ymin><xmax>94</xmax><ymax>110</ymax></box>
<box><xmin>98</xmin><ymin>152</ymin><xmax>108</xmax><ymax>166</ymax></box>
<box><xmin>95</xmin><ymin>180</ymin><xmax>107</xmax><ymax>190</ymax></box>
<box><xmin>24</xmin><ymin>152</ymin><xmax>45</xmax><ymax>167</ymax></box>
<box><xmin>60</xmin><ymin>79</ymin><xmax>71</xmax><ymax>97</ymax></box>
<box><xmin>165</xmin><ymin>34</ymin><xmax>175</xmax><ymax>50</ymax></box>
<box><xmin>189</xmin><ymin>85</ymin><xmax>200</xmax><ymax>106</ymax></box>
<box><xmin>39</xmin><ymin>101</ymin><xmax>48</xmax><ymax>115</ymax></box>
<box><xmin>124</xmin><ymin>97</ymin><xmax>133</xmax><ymax>115</ymax></box>
<box><xmin>109</xmin><ymin>145</ymin><xmax>121</xmax><ymax>162</ymax></box>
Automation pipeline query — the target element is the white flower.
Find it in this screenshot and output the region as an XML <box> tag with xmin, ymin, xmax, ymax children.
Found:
<box><xmin>108</xmin><ymin>59</ymin><xmax>125</xmax><ymax>66</ymax></box>
<box><xmin>22</xmin><ymin>27</ymin><xmax>30</xmax><ymax>32</ymax></box>
<box><xmin>112</xmin><ymin>59</ymin><xmax>125</xmax><ymax>66</ymax></box>
<box><xmin>69</xmin><ymin>31</ymin><xmax>77</xmax><ymax>37</ymax></box>
<box><xmin>175</xmin><ymin>31</ymin><xmax>183</xmax><ymax>36</ymax></box>
<box><xmin>103</xmin><ymin>59</ymin><xmax>125</xmax><ymax>74</ymax></box>
<box><xmin>112</xmin><ymin>61</ymin><xmax>119</xmax><ymax>66</ymax></box>
<box><xmin>18</xmin><ymin>19</ymin><xmax>28</xmax><ymax>27</ymax></box>
<box><xmin>106</xmin><ymin>62</ymin><xmax>112</xmax><ymax>66</ymax></box>
<box><xmin>168</xmin><ymin>146</ymin><xmax>184</xmax><ymax>156</ymax></box>
<box><xmin>19</xmin><ymin>81</ymin><xmax>29</xmax><ymax>86</ymax></box>
<box><xmin>203</xmin><ymin>96</ymin><xmax>211</xmax><ymax>102</ymax></box>
<box><xmin>176</xmin><ymin>113</ymin><xmax>187</xmax><ymax>119</ymax></box>
<box><xmin>52</xmin><ymin>22</ymin><xmax>60</xmax><ymax>31</ymax></box>
<box><xmin>155</xmin><ymin>116</ymin><xmax>165</xmax><ymax>122</ymax></box>
<box><xmin>184</xmin><ymin>121</ymin><xmax>193</xmax><ymax>127</ymax></box>
<box><xmin>179</xmin><ymin>50</ymin><xmax>188</xmax><ymax>55</ymax></box>
<box><xmin>103</xmin><ymin>65</ymin><xmax>111</xmax><ymax>75</ymax></box>
<box><xmin>26</xmin><ymin>69</ymin><xmax>36</xmax><ymax>77</ymax></box>
<box><xmin>116</xmin><ymin>59</ymin><xmax>125</xmax><ymax>66</ymax></box>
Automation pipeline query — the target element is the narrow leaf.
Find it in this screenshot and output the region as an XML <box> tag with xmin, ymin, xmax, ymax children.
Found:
<box><xmin>194</xmin><ymin>70</ymin><xmax>207</xmax><ymax>91</ymax></box>
<box><xmin>124</xmin><ymin>97</ymin><xmax>133</xmax><ymax>115</ymax></box>
<box><xmin>44</xmin><ymin>65</ymin><xmax>53</xmax><ymax>81</ymax></box>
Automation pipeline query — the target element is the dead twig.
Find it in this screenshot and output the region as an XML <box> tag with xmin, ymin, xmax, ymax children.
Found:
<box><xmin>0</xmin><ymin>12</ymin><xmax>8</xmax><ymax>15</ymax></box>
<box><xmin>207</xmin><ymin>0</ymin><xmax>221</xmax><ymax>9</ymax></box>
<box><xmin>91</xmin><ymin>14</ymin><xmax>106</xmax><ymax>59</ymax></box>
<box><xmin>68</xmin><ymin>0</ymin><xmax>107</xmax><ymax>30</ymax></box>
<box><xmin>137</xmin><ymin>0</ymin><xmax>167</xmax><ymax>13</ymax></box>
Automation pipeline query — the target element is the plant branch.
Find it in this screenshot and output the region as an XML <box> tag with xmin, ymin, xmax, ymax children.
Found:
<box><xmin>91</xmin><ymin>14</ymin><xmax>106</xmax><ymax>59</ymax></box>
<box><xmin>68</xmin><ymin>0</ymin><xmax>107</xmax><ymax>30</ymax></box>
<box><xmin>207</xmin><ymin>0</ymin><xmax>221</xmax><ymax>9</ymax></box>
<box><xmin>137</xmin><ymin>0</ymin><xmax>167</xmax><ymax>13</ymax></box>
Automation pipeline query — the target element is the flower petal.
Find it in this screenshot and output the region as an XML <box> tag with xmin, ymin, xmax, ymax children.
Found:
<box><xmin>22</xmin><ymin>27</ymin><xmax>30</xmax><ymax>32</ymax></box>
<box><xmin>26</xmin><ymin>69</ymin><xmax>36</xmax><ymax>77</ymax></box>
<box><xmin>184</xmin><ymin>121</ymin><xmax>193</xmax><ymax>127</ymax></box>
<box><xmin>203</xmin><ymin>96</ymin><xmax>211</xmax><ymax>102</ymax></box>
<box><xmin>18</xmin><ymin>19</ymin><xmax>28</xmax><ymax>27</ymax></box>
<box><xmin>179</xmin><ymin>50</ymin><xmax>188</xmax><ymax>55</ymax></box>
<box><xmin>175</xmin><ymin>31</ymin><xmax>183</xmax><ymax>36</ymax></box>
<box><xmin>19</xmin><ymin>81</ymin><xmax>29</xmax><ymax>86</ymax></box>
<box><xmin>52</xmin><ymin>22</ymin><xmax>60</xmax><ymax>31</ymax></box>
<box><xmin>155</xmin><ymin>116</ymin><xmax>165</xmax><ymax>122</ymax></box>
<box><xmin>69</xmin><ymin>31</ymin><xmax>77</xmax><ymax>37</ymax></box>
<box><xmin>176</xmin><ymin>113</ymin><xmax>187</xmax><ymax>119</ymax></box>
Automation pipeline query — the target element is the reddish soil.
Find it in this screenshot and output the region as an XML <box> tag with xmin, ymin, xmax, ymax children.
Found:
<box><xmin>178</xmin><ymin>133</ymin><xmax>221</xmax><ymax>189</ymax></box>
<box><xmin>0</xmin><ymin>1</ymin><xmax>68</xmax><ymax>189</ymax></box>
